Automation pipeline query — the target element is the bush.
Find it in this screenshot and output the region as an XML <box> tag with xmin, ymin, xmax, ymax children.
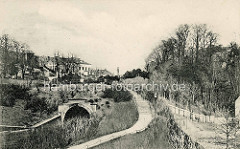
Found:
<box><xmin>19</xmin><ymin>126</ymin><xmax>68</xmax><ymax>149</ymax></box>
<box><xmin>18</xmin><ymin>117</ymin><xmax>101</xmax><ymax>149</ymax></box>
<box><xmin>0</xmin><ymin>84</ymin><xmax>30</xmax><ymax>107</ymax></box>
<box><xmin>114</xmin><ymin>90</ymin><xmax>133</xmax><ymax>102</ymax></box>
<box><xmin>25</xmin><ymin>96</ymin><xmax>47</xmax><ymax>113</ymax></box>
<box><xmin>96</xmin><ymin>105</ymin><xmax>101</xmax><ymax>109</ymax></box>
<box><xmin>101</xmin><ymin>88</ymin><xmax>114</xmax><ymax>98</ymax></box>
<box><xmin>88</xmin><ymin>99</ymin><xmax>94</xmax><ymax>103</ymax></box>
<box><xmin>145</xmin><ymin>91</ymin><xmax>155</xmax><ymax>102</ymax></box>
<box><xmin>101</xmin><ymin>89</ymin><xmax>133</xmax><ymax>102</ymax></box>
<box><xmin>59</xmin><ymin>74</ymin><xmax>81</xmax><ymax>84</ymax></box>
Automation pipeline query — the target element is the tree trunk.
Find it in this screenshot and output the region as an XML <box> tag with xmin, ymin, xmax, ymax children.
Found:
<box><xmin>21</xmin><ymin>69</ymin><xmax>25</xmax><ymax>80</ymax></box>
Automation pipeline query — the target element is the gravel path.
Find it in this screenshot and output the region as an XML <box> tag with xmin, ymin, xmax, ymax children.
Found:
<box><xmin>68</xmin><ymin>91</ymin><xmax>153</xmax><ymax>149</ymax></box>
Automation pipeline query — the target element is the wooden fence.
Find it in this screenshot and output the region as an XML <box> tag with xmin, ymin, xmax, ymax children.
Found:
<box><xmin>168</xmin><ymin>104</ymin><xmax>227</xmax><ymax>124</ymax></box>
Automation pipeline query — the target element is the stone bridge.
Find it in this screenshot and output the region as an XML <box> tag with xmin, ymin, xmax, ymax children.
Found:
<box><xmin>58</xmin><ymin>99</ymin><xmax>97</xmax><ymax>123</ymax></box>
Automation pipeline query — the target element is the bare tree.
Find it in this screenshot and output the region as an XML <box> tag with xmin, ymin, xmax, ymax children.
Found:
<box><xmin>217</xmin><ymin>118</ymin><xmax>239</xmax><ymax>149</ymax></box>
<box><xmin>176</xmin><ymin>24</ymin><xmax>190</xmax><ymax>63</ymax></box>
<box><xmin>191</xmin><ymin>24</ymin><xmax>208</xmax><ymax>63</ymax></box>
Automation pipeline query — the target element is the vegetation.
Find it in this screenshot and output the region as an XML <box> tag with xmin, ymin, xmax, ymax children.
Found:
<box><xmin>4</xmin><ymin>98</ymin><xmax>138</xmax><ymax>149</ymax></box>
<box><xmin>0</xmin><ymin>34</ymin><xmax>39</xmax><ymax>79</ymax></box>
<box><xmin>217</xmin><ymin>118</ymin><xmax>240</xmax><ymax>149</ymax></box>
<box><xmin>101</xmin><ymin>88</ymin><xmax>133</xmax><ymax>102</ymax></box>
<box><xmin>92</xmin><ymin>90</ymin><xmax>175</xmax><ymax>149</ymax></box>
<box><xmin>96</xmin><ymin>75</ymin><xmax>120</xmax><ymax>84</ymax></box>
<box><xmin>96</xmin><ymin>100</ymin><xmax>138</xmax><ymax>136</ymax></box>
<box><xmin>92</xmin><ymin>116</ymin><xmax>171</xmax><ymax>149</ymax></box>
<box><xmin>0</xmin><ymin>84</ymin><xmax>29</xmax><ymax>107</ymax></box>
<box><xmin>145</xmin><ymin>24</ymin><xmax>240</xmax><ymax>116</ymax></box>
<box><xmin>0</xmin><ymin>83</ymin><xmax>72</xmax><ymax>126</ymax></box>
<box><xmin>0</xmin><ymin>101</ymin><xmax>33</xmax><ymax>126</ymax></box>
<box><xmin>58</xmin><ymin>73</ymin><xmax>82</xmax><ymax>84</ymax></box>
<box><xmin>0</xmin><ymin>83</ymin><xmax>138</xmax><ymax>149</ymax></box>
<box><xmin>0</xmin><ymin>117</ymin><xmax>99</xmax><ymax>149</ymax></box>
<box><xmin>123</xmin><ymin>68</ymin><xmax>149</xmax><ymax>79</ymax></box>
<box><xmin>0</xmin><ymin>34</ymin><xmax>112</xmax><ymax>84</ymax></box>
<box><xmin>93</xmin><ymin>86</ymin><xmax>204</xmax><ymax>149</ymax></box>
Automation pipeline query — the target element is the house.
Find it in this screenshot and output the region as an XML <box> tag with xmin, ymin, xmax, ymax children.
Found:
<box><xmin>37</xmin><ymin>55</ymin><xmax>113</xmax><ymax>82</ymax></box>
<box><xmin>39</xmin><ymin>56</ymin><xmax>93</xmax><ymax>81</ymax></box>
<box><xmin>75</xmin><ymin>58</ymin><xmax>92</xmax><ymax>76</ymax></box>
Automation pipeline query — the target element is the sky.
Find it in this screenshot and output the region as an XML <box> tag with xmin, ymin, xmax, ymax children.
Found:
<box><xmin>0</xmin><ymin>0</ymin><xmax>240</xmax><ymax>74</ymax></box>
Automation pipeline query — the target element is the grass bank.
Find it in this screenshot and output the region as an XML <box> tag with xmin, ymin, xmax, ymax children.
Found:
<box><xmin>92</xmin><ymin>116</ymin><xmax>171</xmax><ymax>149</ymax></box>
<box><xmin>92</xmin><ymin>91</ymin><xmax>204</xmax><ymax>149</ymax></box>
<box><xmin>71</xmin><ymin>98</ymin><xmax>138</xmax><ymax>146</ymax></box>
<box><xmin>1</xmin><ymin>90</ymin><xmax>138</xmax><ymax>149</ymax></box>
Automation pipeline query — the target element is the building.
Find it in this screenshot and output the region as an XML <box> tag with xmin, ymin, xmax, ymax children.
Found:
<box><xmin>75</xmin><ymin>58</ymin><xmax>92</xmax><ymax>76</ymax></box>
<box><xmin>39</xmin><ymin>56</ymin><xmax>93</xmax><ymax>82</ymax></box>
<box><xmin>37</xmin><ymin>55</ymin><xmax>113</xmax><ymax>82</ymax></box>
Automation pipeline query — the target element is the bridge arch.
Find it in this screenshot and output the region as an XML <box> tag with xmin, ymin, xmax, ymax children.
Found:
<box><xmin>63</xmin><ymin>103</ymin><xmax>93</xmax><ymax>121</ymax></box>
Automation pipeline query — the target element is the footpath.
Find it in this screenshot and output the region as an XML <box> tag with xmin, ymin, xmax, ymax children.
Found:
<box><xmin>68</xmin><ymin>91</ymin><xmax>153</xmax><ymax>149</ymax></box>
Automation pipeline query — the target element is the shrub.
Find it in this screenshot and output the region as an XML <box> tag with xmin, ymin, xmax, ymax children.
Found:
<box><xmin>145</xmin><ymin>91</ymin><xmax>155</xmax><ymax>102</ymax></box>
<box><xmin>101</xmin><ymin>88</ymin><xmax>114</xmax><ymax>98</ymax></box>
<box><xmin>45</xmin><ymin>92</ymin><xmax>64</xmax><ymax>114</ymax></box>
<box><xmin>59</xmin><ymin>90</ymin><xmax>70</xmax><ymax>103</ymax></box>
<box><xmin>113</xmin><ymin>90</ymin><xmax>133</xmax><ymax>102</ymax></box>
<box><xmin>0</xmin><ymin>84</ymin><xmax>30</xmax><ymax>107</ymax></box>
<box><xmin>25</xmin><ymin>96</ymin><xmax>47</xmax><ymax>113</ymax></box>
<box><xmin>88</xmin><ymin>99</ymin><xmax>94</xmax><ymax>103</ymax></box>
<box><xmin>101</xmin><ymin>89</ymin><xmax>133</xmax><ymax>102</ymax></box>
<box><xmin>96</xmin><ymin>105</ymin><xmax>101</xmax><ymax>110</ymax></box>
<box><xmin>20</xmin><ymin>126</ymin><xmax>68</xmax><ymax>149</ymax></box>
<box><xmin>19</xmin><ymin>117</ymin><xmax>101</xmax><ymax>148</ymax></box>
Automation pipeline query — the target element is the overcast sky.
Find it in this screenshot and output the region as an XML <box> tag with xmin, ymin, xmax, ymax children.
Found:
<box><xmin>0</xmin><ymin>0</ymin><xmax>240</xmax><ymax>74</ymax></box>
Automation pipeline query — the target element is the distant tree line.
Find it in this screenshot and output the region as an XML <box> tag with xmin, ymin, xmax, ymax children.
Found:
<box><xmin>123</xmin><ymin>68</ymin><xmax>149</xmax><ymax>79</ymax></box>
<box><xmin>84</xmin><ymin>75</ymin><xmax>120</xmax><ymax>84</ymax></box>
<box><xmin>146</xmin><ymin>24</ymin><xmax>240</xmax><ymax>115</ymax></box>
<box><xmin>101</xmin><ymin>88</ymin><xmax>133</xmax><ymax>102</ymax></box>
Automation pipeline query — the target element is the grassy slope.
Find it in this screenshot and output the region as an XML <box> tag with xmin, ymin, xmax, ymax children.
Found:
<box><xmin>96</xmin><ymin>100</ymin><xmax>138</xmax><ymax>136</ymax></box>
<box><xmin>0</xmin><ymin>100</ymin><xmax>32</xmax><ymax>126</ymax></box>
<box><xmin>0</xmin><ymin>83</ymin><xmax>139</xmax><ymax>148</ymax></box>
<box><xmin>0</xmin><ymin>98</ymin><xmax>59</xmax><ymax>127</ymax></box>
<box><xmin>92</xmin><ymin>116</ymin><xmax>172</xmax><ymax>149</ymax></box>
<box><xmin>91</xmin><ymin>77</ymin><xmax>172</xmax><ymax>149</ymax></box>
<box><xmin>72</xmin><ymin>99</ymin><xmax>139</xmax><ymax>145</ymax></box>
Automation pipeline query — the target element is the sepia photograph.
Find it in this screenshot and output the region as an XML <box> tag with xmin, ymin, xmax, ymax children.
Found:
<box><xmin>0</xmin><ymin>0</ymin><xmax>239</xmax><ymax>148</ymax></box>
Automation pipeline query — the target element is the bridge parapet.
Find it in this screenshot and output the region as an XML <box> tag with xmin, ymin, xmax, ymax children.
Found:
<box><xmin>58</xmin><ymin>100</ymin><xmax>97</xmax><ymax>123</ymax></box>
